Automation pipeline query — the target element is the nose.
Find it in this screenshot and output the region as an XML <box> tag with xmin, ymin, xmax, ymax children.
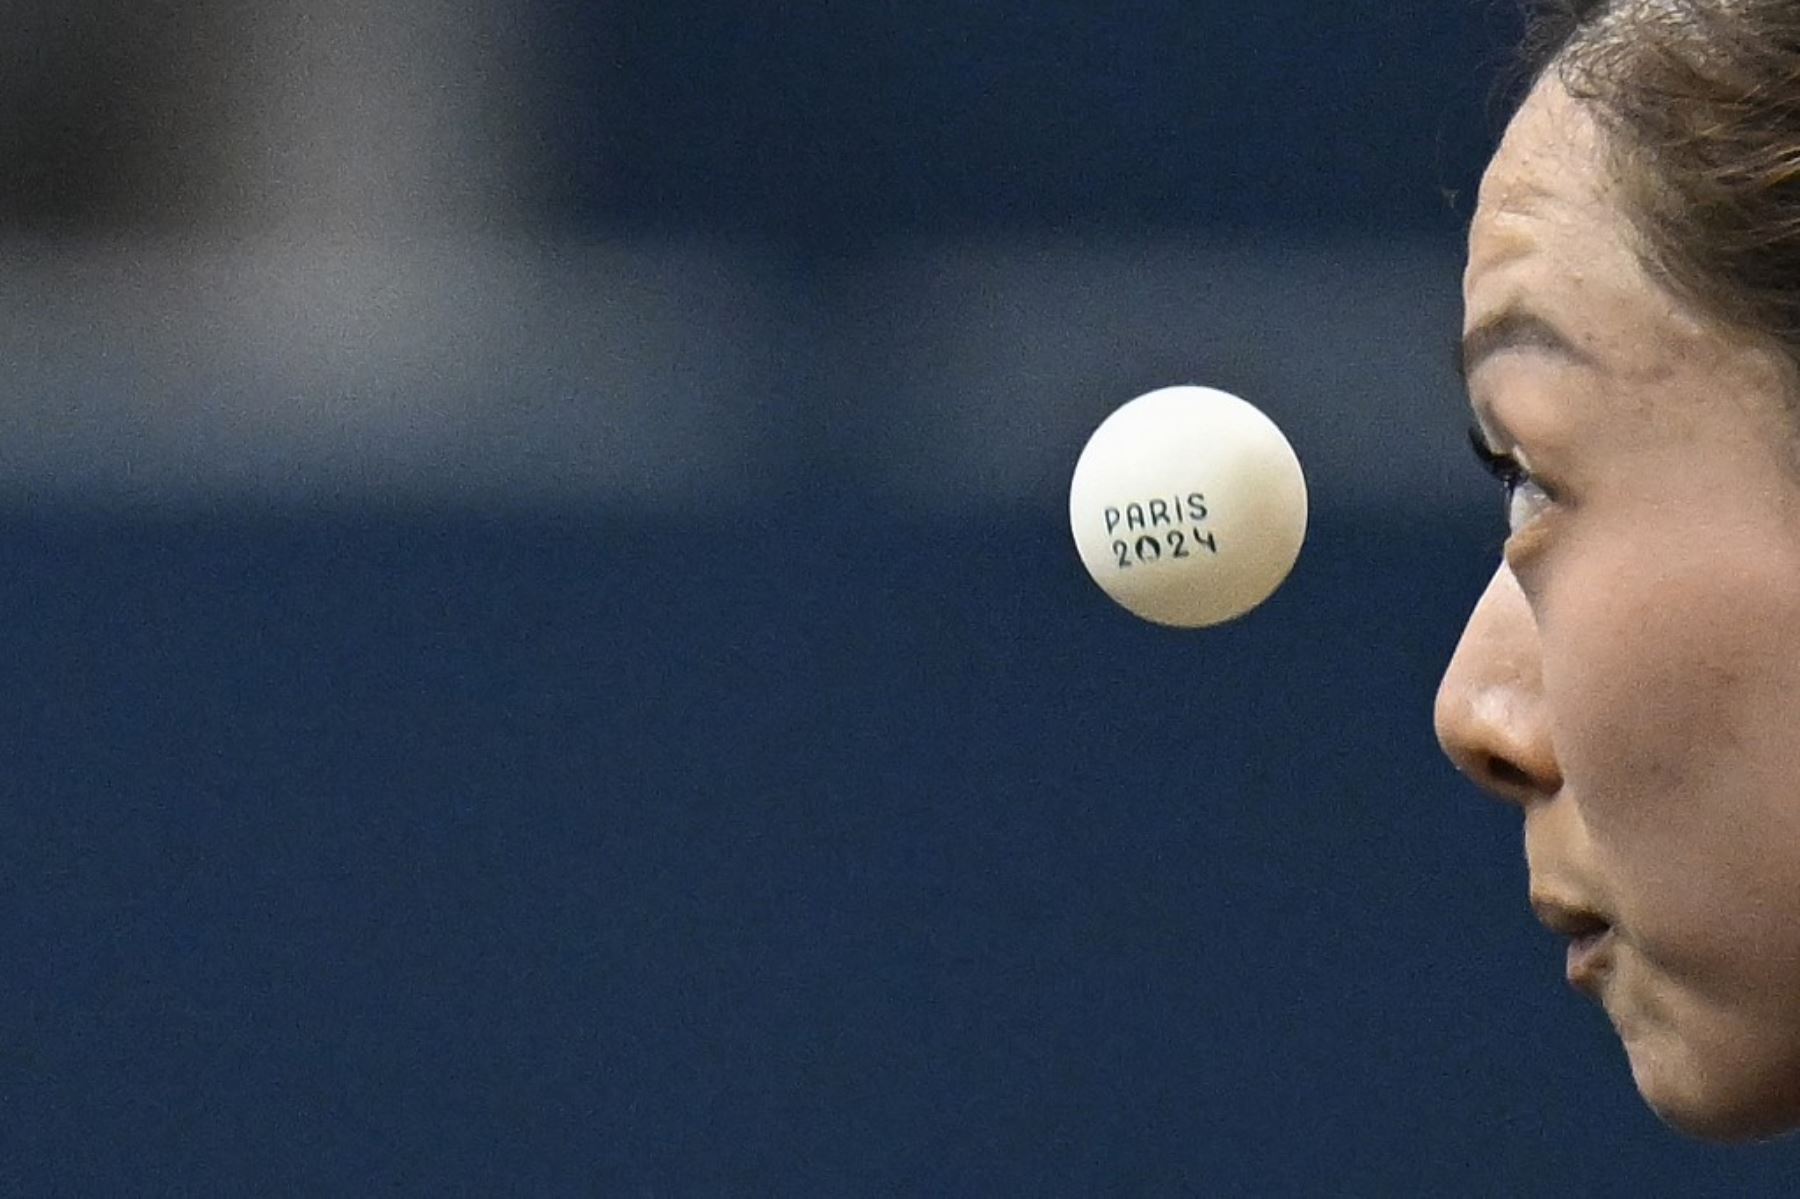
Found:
<box><xmin>1433</xmin><ymin>563</ymin><xmax>1562</xmax><ymax>805</ymax></box>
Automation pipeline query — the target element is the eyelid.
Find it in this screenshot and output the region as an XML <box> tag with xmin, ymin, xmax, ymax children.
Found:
<box><xmin>1466</xmin><ymin>422</ymin><xmax>1558</xmax><ymax>566</ymax></box>
<box><xmin>1467</xmin><ymin>425</ymin><xmax>1523</xmax><ymax>484</ymax></box>
<box><xmin>1503</xmin><ymin>520</ymin><xmax>1552</xmax><ymax>568</ymax></box>
<box><xmin>1466</xmin><ymin>422</ymin><xmax>1556</xmax><ymax>497</ymax></box>
<box><xmin>1465</xmin><ymin>392</ymin><xmax>1517</xmax><ymax>455</ymax></box>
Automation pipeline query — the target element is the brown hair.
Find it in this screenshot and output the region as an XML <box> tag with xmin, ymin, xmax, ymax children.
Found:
<box><xmin>1519</xmin><ymin>1</ymin><xmax>1800</xmax><ymax>358</ymax></box>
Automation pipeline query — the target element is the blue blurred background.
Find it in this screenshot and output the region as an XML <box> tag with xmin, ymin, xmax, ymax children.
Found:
<box><xmin>6</xmin><ymin>1</ymin><xmax>1800</xmax><ymax>1192</ymax></box>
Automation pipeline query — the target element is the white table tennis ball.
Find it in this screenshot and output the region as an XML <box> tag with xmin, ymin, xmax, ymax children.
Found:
<box><xmin>1069</xmin><ymin>386</ymin><xmax>1307</xmax><ymax>628</ymax></box>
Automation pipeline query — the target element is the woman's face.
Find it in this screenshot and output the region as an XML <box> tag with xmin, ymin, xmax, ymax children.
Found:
<box><xmin>1435</xmin><ymin>78</ymin><xmax>1800</xmax><ymax>1141</ymax></box>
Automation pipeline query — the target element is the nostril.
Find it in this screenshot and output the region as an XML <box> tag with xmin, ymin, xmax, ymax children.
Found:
<box><xmin>1483</xmin><ymin>753</ymin><xmax>1536</xmax><ymax>793</ymax></box>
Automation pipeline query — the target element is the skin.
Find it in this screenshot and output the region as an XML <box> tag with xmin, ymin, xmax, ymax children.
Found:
<box><xmin>1435</xmin><ymin>77</ymin><xmax>1800</xmax><ymax>1141</ymax></box>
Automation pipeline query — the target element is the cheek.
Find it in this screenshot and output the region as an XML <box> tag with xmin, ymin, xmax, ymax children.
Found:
<box><xmin>1540</xmin><ymin>520</ymin><xmax>1800</xmax><ymax>995</ymax></box>
<box><xmin>1540</xmin><ymin>527</ymin><xmax>1800</xmax><ymax>1132</ymax></box>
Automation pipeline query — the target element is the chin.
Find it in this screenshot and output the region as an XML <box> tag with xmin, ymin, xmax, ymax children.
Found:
<box><xmin>1630</xmin><ymin>1045</ymin><xmax>1800</xmax><ymax>1144</ymax></box>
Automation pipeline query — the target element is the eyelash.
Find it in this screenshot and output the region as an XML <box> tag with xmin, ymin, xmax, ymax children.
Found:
<box><xmin>1467</xmin><ymin>425</ymin><xmax>1530</xmax><ymax>496</ymax></box>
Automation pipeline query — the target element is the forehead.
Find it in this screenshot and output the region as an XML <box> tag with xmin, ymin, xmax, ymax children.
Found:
<box><xmin>1485</xmin><ymin>81</ymin><xmax>1607</xmax><ymax>200</ymax></box>
<box><xmin>1468</xmin><ymin>82</ymin><xmax>1626</xmax><ymax>286</ymax></box>
<box><xmin>1462</xmin><ymin>80</ymin><xmax>1800</xmax><ymax>457</ymax></box>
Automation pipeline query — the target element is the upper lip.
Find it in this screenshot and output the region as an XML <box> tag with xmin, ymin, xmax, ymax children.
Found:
<box><xmin>1529</xmin><ymin>893</ymin><xmax>1612</xmax><ymax>942</ymax></box>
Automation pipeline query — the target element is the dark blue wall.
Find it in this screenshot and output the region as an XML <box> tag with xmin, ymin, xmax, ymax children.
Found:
<box><xmin>545</xmin><ymin>0</ymin><xmax>1516</xmax><ymax>239</ymax></box>
<box><xmin>7</xmin><ymin>504</ymin><xmax>1800</xmax><ymax>1192</ymax></box>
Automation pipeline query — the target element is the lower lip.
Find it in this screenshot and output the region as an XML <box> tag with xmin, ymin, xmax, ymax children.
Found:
<box><xmin>1566</xmin><ymin>928</ymin><xmax>1615</xmax><ymax>989</ymax></box>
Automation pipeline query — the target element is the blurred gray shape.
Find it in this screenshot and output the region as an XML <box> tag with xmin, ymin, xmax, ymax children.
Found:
<box><xmin>822</xmin><ymin>236</ymin><xmax>1484</xmax><ymax>515</ymax></box>
<box><xmin>216</xmin><ymin>0</ymin><xmax>539</xmax><ymax>230</ymax></box>
<box><xmin>0</xmin><ymin>234</ymin><xmax>788</xmax><ymax>511</ymax></box>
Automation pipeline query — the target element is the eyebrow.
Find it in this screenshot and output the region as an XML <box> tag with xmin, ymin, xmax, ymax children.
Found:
<box><xmin>1456</xmin><ymin>308</ymin><xmax>1596</xmax><ymax>381</ymax></box>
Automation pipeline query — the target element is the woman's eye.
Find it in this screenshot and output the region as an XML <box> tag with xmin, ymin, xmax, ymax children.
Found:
<box><xmin>1504</xmin><ymin>474</ymin><xmax>1552</xmax><ymax>533</ymax></box>
<box><xmin>1467</xmin><ymin>426</ymin><xmax>1551</xmax><ymax>533</ymax></box>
